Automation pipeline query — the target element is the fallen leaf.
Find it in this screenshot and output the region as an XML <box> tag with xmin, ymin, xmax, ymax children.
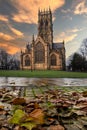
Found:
<box><xmin>48</xmin><ymin>125</ymin><xmax>65</xmax><ymax>130</ymax></box>
<box><xmin>82</xmin><ymin>91</ymin><xmax>87</xmax><ymax>97</ymax></box>
<box><xmin>29</xmin><ymin>109</ymin><xmax>44</xmax><ymax>124</ymax></box>
<box><xmin>0</xmin><ymin>105</ymin><xmax>4</xmax><ymax>110</ymax></box>
<box><xmin>12</xmin><ymin>98</ymin><xmax>26</xmax><ymax>105</ymax></box>
<box><xmin>9</xmin><ymin>109</ymin><xmax>25</xmax><ymax>124</ymax></box>
<box><xmin>21</xmin><ymin>122</ymin><xmax>36</xmax><ymax>130</ymax></box>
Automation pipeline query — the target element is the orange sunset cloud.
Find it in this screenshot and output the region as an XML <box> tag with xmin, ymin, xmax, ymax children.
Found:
<box><xmin>56</xmin><ymin>32</ymin><xmax>77</xmax><ymax>43</ymax></box>
<box><xmin>12</xmin><ymin>0</ymin><xmax>65</xmax><ymax>24</ymax></box>
<box><xmin>74</xmin><ymin>0</ymin><xmax>87</xmax><ymax>15</ymax></box>
<box><xmin>0</xmin><ymin>43</ymin><xmax>20</xmax><ymax>54</ymax></box>
<box><xmin>9</xmin><ymin>26</ymin><xmax>24</xmax><ymax>37</ymax></box>
<box><xmin>0</xmin><ymin>15</ymin><xmax>8</xmax><ymax>22</ymax></box>
<box><xmin>0</xmin><ymin>32</ymin><xmax>14</xmax><ymax>41</ymax></box>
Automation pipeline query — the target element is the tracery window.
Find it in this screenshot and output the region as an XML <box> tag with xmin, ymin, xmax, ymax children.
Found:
<box><xmin>45</xmin><ymin>19</ymin><xmax>48</xmax><ymax>26</ymax></box>
<box><xmin>34</xmin><ymin>42</ymin><xmax>45</xmax><ymax>63</ymax></box>
<box><xmin>51</xmin><ymin>54</ymin><xmax>57</xmax><ymax>66</ymax></box>
<box><xmin>25</xmin><ymin>55</ymin><xmax>30</xmax><ymax>66</ymax></box>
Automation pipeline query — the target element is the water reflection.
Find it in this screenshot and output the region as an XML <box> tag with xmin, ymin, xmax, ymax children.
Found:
<box><xmin>0</xmin><ymin>77</ymin><xmax>87</xmax><ymax>87</ymax></box>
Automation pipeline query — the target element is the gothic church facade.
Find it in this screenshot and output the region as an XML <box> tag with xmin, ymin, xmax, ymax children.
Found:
<box><xmin>20</xmin><ymin>9</ymin><xmax>66</xmax><ymax>70</ymax></box>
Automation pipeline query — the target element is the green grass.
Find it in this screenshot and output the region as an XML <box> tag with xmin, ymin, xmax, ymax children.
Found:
<box><xmin>0</xmin><ymin>70</ymin><xmax>87</xmax><ymax>78</ymax></box>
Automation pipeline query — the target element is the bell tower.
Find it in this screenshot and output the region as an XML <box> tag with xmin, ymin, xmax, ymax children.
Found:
<box><xmin>38</xmin><ymin>8</ymin><xmax>53</xmax><ymax>48</ymax></box>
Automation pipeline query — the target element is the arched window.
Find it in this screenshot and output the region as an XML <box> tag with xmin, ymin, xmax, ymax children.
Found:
<box><xmin>45</xmin><ymin>19</ymin><xmax>48</xmax><ymax>26</ymax></box>
<box><xmin>34</xmin><ymin>42</ymin><xmax>45</xmax><ymax>63</ymax></box>
<box><xmin>51</xmin><ymin>54</ymin><xmax>57</xmax><ymax>66</ymax></box>
<box><xmin>40</xmin><ymin>19</ymin><xmax>43</xmax><ymax>26</ymax></box>
<box><xmin>25</xmin><ymin>55</ymin><xmax>30</xmax><ymax>66</ymax></box>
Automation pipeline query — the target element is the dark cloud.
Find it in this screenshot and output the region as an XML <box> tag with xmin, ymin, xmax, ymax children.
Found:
<box><xmin>0</xmin><ymin>0</ymin><xmax>18</xmax><ymax>16</ymax></box>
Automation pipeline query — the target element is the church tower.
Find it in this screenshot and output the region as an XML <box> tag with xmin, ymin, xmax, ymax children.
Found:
<box><xmin>20</xmin><ymin>8</ymin><xmax>66</xmax><ymax>71</ymax></box>
<box><xmin>38</xmin><ymin>8</ymin><xmax>53</xmax><ymax>48</ymax></box>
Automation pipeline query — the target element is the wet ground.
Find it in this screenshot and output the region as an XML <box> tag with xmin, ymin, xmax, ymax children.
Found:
<box><xmin>0</xmin><ymin>77</ymin><xmax>87</xmax><ymax>87</ymax></box>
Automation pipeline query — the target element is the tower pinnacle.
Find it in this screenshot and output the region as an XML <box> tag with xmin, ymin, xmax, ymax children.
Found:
<box><xmin>38</xmin><ymin>8</ymin><xmax>53</xmax><ymax>47</ymax></box>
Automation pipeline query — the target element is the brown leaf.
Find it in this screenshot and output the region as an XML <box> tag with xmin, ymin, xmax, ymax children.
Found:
<box><xmin>82</xmin><ymin>91</ymin><xmax>87</xmax><ymax>97</ymax></box>
<box><xmin>0</xmin><ymin>110</ymin><xmax>7</xmax><ymax>115</ymax></box>
<box><xmin>0</xmin><ymin>105</ymin><xmax>4</xmax><ymax>110</ymax></box>
<box><xmin>48</xmin><ymin>125</ymin><xmax>65</xmax><ymax>130</ymax></box>
<box><xmin>81</xmin><ymin>106</ymin><xmax>87</xmax><ymax>112</ymax></box>
<box><xmin>29</xmin><ymin>109</ymin><xmax>44</xmax><ymax>124</ymax></box>
<box><xmin>72</xmin><ymin>92</ymin><xmax>79</xmax><ymax>96</ymax></box>
<box><xmin>34</xmin><ymin>102</ymin><xmax>40</xmax><ymax>109</ymax></box>
<box><xmin>12</xmin><ymin>98</ymin><xmax>26</xmax><ymax>105</ymax></box>
<box><xmin>0</xmin><ymin>93</ymin><xmax>2</xmax><ymax>98</ymax></box>
<box><xmin>13</xmin><ymin>126</ymin><xmax>25</xmax><ymax>130</ymax></box>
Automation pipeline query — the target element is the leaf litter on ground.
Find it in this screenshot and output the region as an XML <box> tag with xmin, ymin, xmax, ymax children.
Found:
<box><xmin>0</xmin><ymin>84</ymin><xmax>87</xmax><ymax>130</ymax></box>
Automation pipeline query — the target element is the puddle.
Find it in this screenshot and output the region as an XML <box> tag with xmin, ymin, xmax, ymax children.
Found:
<box><xmin>0</xmin><ymin>77</ymin><xmax>87</xmax><ymax>87</ymax></box>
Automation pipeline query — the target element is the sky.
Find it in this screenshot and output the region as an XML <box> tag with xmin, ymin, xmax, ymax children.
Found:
<box><xmin>0</xmin><ymin>0</ymin><xmax>87</xmax><ymax>59</ymax></box>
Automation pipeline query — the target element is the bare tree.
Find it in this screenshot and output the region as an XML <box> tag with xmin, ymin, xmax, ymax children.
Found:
<box><xmin>80</xmin><ymin>38</ymin><xmax>87</xmax><ymax>58</ymax></box>
<box><xmin>0</xmin><ymin>49</ymin><xmax>8</xmax><ymax>69</ymax></box>
<box><xmin>0</xmin><ymin>49</ymin><xmax>20</xmax><ymax>70</ymax></box>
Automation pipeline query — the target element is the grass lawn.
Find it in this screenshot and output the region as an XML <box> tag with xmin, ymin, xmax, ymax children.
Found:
<box><xmin>0</xmin><ymin>70</ymin><xmax>87</xmax><ymax>78</ymax></box>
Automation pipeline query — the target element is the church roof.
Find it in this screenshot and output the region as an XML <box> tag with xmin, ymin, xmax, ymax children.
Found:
<box><xmin>53</xmin><ymin>42</ymin><xmax>64</xmax><ymax>50</ymax></box>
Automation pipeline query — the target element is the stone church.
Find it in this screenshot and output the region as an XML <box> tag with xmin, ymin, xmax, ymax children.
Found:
<box><xmin>20</xmin><ymin>8</ymin><xmax>66</xmax><ymax>70</ymax></box>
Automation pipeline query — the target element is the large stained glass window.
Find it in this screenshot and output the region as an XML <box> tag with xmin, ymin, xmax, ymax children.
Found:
<box><xmin>51</xmin><ymin>54</ymin><xmax>57</xmax><ymax>66</ymax></box>
<box><xmin>35</xmin><ymin>42</ymin><xmax>45</xmax><ymax>63</ymax></box>
<box><xmin>25</xmin><ymin>55</ymin><xmax>30</xmax><ymax>66</ymax></box>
